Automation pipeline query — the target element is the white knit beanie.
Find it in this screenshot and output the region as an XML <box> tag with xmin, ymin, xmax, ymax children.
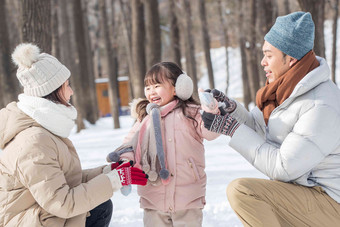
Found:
<box><xmin>12</xmin><ymin>43</ymin><xmax>71</xmax><ymax>97</ymax></box>
<box><xmin>175</xmin><ymin>73</ymin><xmax>193</xmax><ymax>100</ymax></box>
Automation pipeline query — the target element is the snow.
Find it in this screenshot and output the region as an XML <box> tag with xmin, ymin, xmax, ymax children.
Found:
<box><xmin>71</xmin><ymin>116</ymin><xmax>266</xmax><ymax>227</ymax></box>
<box><xmin>71</xmin><ymin>44</ymin><xmax>265</xmax><ymax>226</ymax></box>
<box><xmin>197</xmin><ymin>46</ymin><xmax>243</xmax><ymax>99</ymax></box>
<box><xmin>1</xmin><ymin>18</ymin><xmax>339</xmax><ymax>226</ymax></box>
<box><xmin>68</xmin><ymin>43</ymin><xmax>263</xmax><ymax>226</ymax></box>
<box><xmin>72</xmin><ymin>18</ymin><xmax>340</xmax><ymax>226</ymax></box>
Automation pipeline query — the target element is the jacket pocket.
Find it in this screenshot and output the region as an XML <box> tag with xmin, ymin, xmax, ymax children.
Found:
<box><xmin>187</xmin><ymin>158</ymin><xmax>201</xmax><ymax>182</ymax></box>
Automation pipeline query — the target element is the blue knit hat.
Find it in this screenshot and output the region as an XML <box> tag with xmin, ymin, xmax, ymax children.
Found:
<box><xmin>264</xmin><ymin>11</ymin><xmax>314</xmax><ymax>60</ymax></box>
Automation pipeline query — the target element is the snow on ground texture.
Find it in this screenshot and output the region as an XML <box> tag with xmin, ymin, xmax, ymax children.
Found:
<box><xmin>70</xmin><ymin>116</ymin><xmax>266</xmax><ymax>227</ymax></box>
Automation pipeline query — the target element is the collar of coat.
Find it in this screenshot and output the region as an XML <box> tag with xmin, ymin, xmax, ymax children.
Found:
<box><xmin>17</xmin><ymin>94</ymin><xmax>77</xmax><ymax>138</ymax></box>
<box><xmin>256</xmin><ymin>51</ymin><xmax>321</xmax><ymax>125</ymax></box>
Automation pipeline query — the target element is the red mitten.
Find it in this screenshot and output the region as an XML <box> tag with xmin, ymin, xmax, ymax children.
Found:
<box><xmin>110</xmin><ymin>160</ymin><xmax>135</xmax><ymax>170</ymax></box>
<box><xmin>110</xmin><ymin>160</ymin><xmax>123</xmax><ymax>170</ymax></box>
<box><xmin>116</xmin><ymin>161</ymin><xmax>148</xmax><ymax>186</ymax></box>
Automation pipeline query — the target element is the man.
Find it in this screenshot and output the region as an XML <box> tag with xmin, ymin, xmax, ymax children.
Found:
<box><xmin>202</xmin><ymin>12</ymin><xmax>340</xmax><ymax>226</ymax></box>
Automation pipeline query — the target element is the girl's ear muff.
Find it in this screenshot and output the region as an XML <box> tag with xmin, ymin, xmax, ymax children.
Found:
<box><xmin>175</xmin><ymin>73</ymin><xmax>194</xmax><ymax>101</ymax></box>
<box><xmin>175</xmin><ymin>73</ymin><xmax>193</xmax><ymax>101</ymax></box>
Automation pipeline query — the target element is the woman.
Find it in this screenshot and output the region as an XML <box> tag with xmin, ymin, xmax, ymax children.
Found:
<box><xmin>0</xmin><ymin>43</ymin><xmax>147</xmax><ymax>227</ymax></box>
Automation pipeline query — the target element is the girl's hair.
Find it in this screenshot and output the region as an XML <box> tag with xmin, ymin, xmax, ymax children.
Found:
<box><xmin>137</xmin><ymin>62</ymin><xmax>199</xmax><ymax>127</ymax></box>
<box><xmin>43</xmin><ymin>82</ymin><xmax>70</xmax><ymax>107</ymax></box>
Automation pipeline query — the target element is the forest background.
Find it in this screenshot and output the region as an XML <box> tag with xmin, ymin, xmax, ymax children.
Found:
<box><xmin>0</xmin><ymin>0</ymin><xmax>339</xmax><ymax>131</ymax></box>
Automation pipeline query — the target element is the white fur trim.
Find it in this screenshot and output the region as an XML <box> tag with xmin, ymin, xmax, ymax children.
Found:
<box><xmin>129</xmin><ymin>98</ymin><xmax>144</xmax><ymax>119</ymax></box>
<box><xmin>175</xmin><ymin>73</ymin><xmax>193</xmax><ymax>100</ymax></box>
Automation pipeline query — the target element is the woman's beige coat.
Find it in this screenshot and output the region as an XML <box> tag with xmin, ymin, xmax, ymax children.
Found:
<box><xmin>0</xmin><ymin>102</ymin><xmax>114</xmax><ymax>226</ymax></box>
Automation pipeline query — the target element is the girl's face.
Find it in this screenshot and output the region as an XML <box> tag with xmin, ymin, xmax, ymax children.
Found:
<box><xmin>144</xmin><ymin>80</ymin><xmax>176</xmax><ymax>106</ymax></box>
<box><xmin>59</xmin><ymin>80</ymin><xmax>73</xmax><ymax>103</ymax></box>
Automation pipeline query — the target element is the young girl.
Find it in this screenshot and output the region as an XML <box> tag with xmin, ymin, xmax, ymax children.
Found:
<box><xmin>109</xmin><ymin>62</ymin><xmax>219</xmax><ymax>226</ymax></box>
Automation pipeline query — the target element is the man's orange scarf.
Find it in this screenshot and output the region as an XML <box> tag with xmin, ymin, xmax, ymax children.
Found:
<box><xmin>256</xmin><ymin>51</ymin><xmax>319</xmax><ymax>125</ymax></box>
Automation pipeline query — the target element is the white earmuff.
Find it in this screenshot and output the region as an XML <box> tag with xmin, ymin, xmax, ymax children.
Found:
<box><xmin>175</xmin><ymin>73</ymin><xmax>193</xmax><ymax>100</ymax></box>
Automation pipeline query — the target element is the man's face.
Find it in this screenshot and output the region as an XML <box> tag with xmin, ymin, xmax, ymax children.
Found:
<box><xmin>261</xmin><ymin>41</ymin><xmax>296</xmax><ymax>83</ymax></box>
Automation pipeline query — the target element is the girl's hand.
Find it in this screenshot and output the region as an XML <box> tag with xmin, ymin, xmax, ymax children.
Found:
<box><xmin>210</xmin><ymin>89</ymin><xmax>237</xmax><ymax>114</ymax></box>
<box><xmin>198</xmin><ymin>88</ymin><xmax>220</xmax><ymax>114</ymax></box>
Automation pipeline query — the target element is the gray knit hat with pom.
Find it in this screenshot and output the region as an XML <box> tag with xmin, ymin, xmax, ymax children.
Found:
<box><xmin>12</xmin><ymin>43</ymin><xmax>70</xmax><ymax>97</ymax></box>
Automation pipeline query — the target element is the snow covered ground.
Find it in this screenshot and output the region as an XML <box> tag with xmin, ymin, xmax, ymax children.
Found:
<box><xmin>1</xmin><ymin>17</ymin><xmax>339</xmax><ymax>227</ymax></box>
<box><xmin>70</xmin><ymin>45</ymin><xmax>259</xmax><ymax>226</ymax></box>
<box><xmin>72</xmin><ymin>18</ymin><xmax>340</xmax><ymax>226</ymax></box>
<box><xmin>71</xmin><ymin>116</ymin><xmax>266</xmax><ymax>227</ymax></box>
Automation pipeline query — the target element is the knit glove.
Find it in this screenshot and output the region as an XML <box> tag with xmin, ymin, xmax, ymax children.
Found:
<box><xmin>103</xmin><ymin>160</ymin><xmax>124</xmax><ymax>174</ymax></box>
<box><xmin>116</xmin><ymin>161</ymin><xmax>148</xmax><ymax>186</ymax></box>
<box><xmin>103</xmin><ymin>160</ymin><xmax>134</xmax><ymax>196</ymax></box>
<box><xmin>105</xmin><ymin>161</ymin><xmax>148</xmax><ymax>189</ymax></box>
<box><xmin>201</xmin><ymin>111</ymin><xmax>240</xmax><ymax>137</ymax></box>
<box><xmin>205</xmin><ymin>89</ymin><xmax>237</xmax><ymax>114</ymax></box>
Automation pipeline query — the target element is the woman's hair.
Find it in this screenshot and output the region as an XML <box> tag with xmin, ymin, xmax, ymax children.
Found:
<box><xmin>137</xmin><ymin>62</ymin><xmax>199</xmax><ymax>128</ymax></box>
<box><xmin>43</xmin><ymin>82</ymin><xmax>70</xmax><ymax>107</ymax></box>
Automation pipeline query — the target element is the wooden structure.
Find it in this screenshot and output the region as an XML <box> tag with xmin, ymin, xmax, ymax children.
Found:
<box><xmin>95</xmin><ymin>77</ymin><xmax>130</xmax><ymax>117</ymax></box>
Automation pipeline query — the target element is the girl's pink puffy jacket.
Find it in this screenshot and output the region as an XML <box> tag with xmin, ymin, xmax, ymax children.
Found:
<box><xmin>121</xmin><ymin>101</ymin><xmax>219</xmax><ymax>212</ymax></box>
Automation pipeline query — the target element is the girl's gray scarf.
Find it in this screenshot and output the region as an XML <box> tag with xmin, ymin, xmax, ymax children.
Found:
<box><xmin>107</xmin><ymin>100</ymin><xmax>178</xmax><ymax>185</ymax></box>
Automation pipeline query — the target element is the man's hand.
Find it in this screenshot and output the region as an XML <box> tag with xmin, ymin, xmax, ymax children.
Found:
<box><xmin>207</xmin><ymin>89</ymin><xmax>237</xmax><ymax>114</ymax></box>
<box><xmin>201</xmin><ymin>111</ymin><xmax>240</xmax><ymax>137</ymax></box>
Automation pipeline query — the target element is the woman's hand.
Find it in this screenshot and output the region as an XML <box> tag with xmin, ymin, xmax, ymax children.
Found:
<box><xmin>103</xmin><ymin>160</ymin><xmax>124</xmax><ymax>174</ymax></box>
<box><xmin>105</xmin><ymin>161</ymin><xmax>148</xmax><ymax>188</ymax></box>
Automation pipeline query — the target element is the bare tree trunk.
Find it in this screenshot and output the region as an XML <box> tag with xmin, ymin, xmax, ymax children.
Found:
<box><xmin>100</xmin><ymin>0</ymin><xmax>120</xmax><ymax>128</ymax></box>
<box><xmin>216</xmin><ymin>0</ymin><xmax>230</xmax><ymax>94</ymax></box>
<box><xmin>272</xmin><ymin>0</ymin><xmax>278</xmax><ymax>19</ymax></box>
<box><xmin>332</xmin><ymin>0</ymin><xmax>339</xmax><ymax>84</ymax></box>
<box><xmin>144</xmin><ymin>0</ymin><xmax>161</xmax><ymax>68</ymax></box>
<box><xmin>20</xmin><ymin>0</ymin><xmax>51</xmax><ymax>53</ymax></box>
<box><xmin>0</xmin><ymin>75</ymin><xmax>4</xmax><ymax>107</ymax></box>
<box><xmin>284</xmin><ymin>0</ymin><xmax>290</xmax><ymax>14</ymax></box>
<box><xmin>119</xmin><ymin>0</ymin><xmax>135</xmax><ymax>98</ymax></box>
<box><xmin>93</xmin><ymin>2</ymin><xmax>103</xmax><ymax>78</ymax></box>
<box><xmin>131</xmin><ymin>0</ymin><xmax>146</xmax><ymax>98</ymax></box>
<box><xmin>238</xmin><ymin>0</ymin><xmax>251</xmax><ymax>110</ymax></box>
<box><xmin>111</xmin><ymin>0</ymin><xmax>120</xmax><ymax>100</ymax></box>
<box><xmin>83</xmin><ymin>0</ymin><xmax>99</xmax><ymax>122</ymax></box>
<box><xmin>0</xmin><ymin>61</ymin><xmax>3</xmax><ymax>107</ymax></box>
<box><xmin>298</xmin><ymin>0</ymin><xmax>325</xmax><ymax>58</ymax></box>
<box><xmin>0</xmin><ymin>0</ymin><xmax>20</xmax><ymax>105</ymax></box>
<box><xmin>51</xmin><ymin>0</ymin><xmax>60</xmax><ymax>59</ymax></box>
<box><xmin>168</xmin><ymin>0</ymin><xmax>181</xmax><ymax>68</ymax></box>
<box><xmin>73</xmin><ymin>0</ymin><xmax>98</xmax><ymax>124</ymax></box>
<box><xmin>59</xmin><ymin>0</ymin><xmax>85</xmax><ymax>131</ymax></box>
<box><xmin>182</xmin><ymin>0</ymin><xmax>198</xmax><ymax>98</ymax></box>
<box><xmin>243</xmin><ymin>0</ymin><xmax>259</xmax><ymax>103</ymax></box>
<box><xmin>257</xmin><ymin>0</ymin><xmax>275</xmax><ymax>87</ymax></box>
<box><xmin>197</xmin><ymin>0</ymin><xmax>214</xmax><ymax>89</ymax></box>
<box><xmin>6</xmin><ymin>1</ymin><xmax>21</xmax><ymax>50</ymax></box>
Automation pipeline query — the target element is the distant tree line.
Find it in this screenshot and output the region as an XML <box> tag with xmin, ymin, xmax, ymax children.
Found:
<box><xmin>0</xmin><ymin>0</ymin><xmax>339</xmax><ymax>130</ymax></box>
